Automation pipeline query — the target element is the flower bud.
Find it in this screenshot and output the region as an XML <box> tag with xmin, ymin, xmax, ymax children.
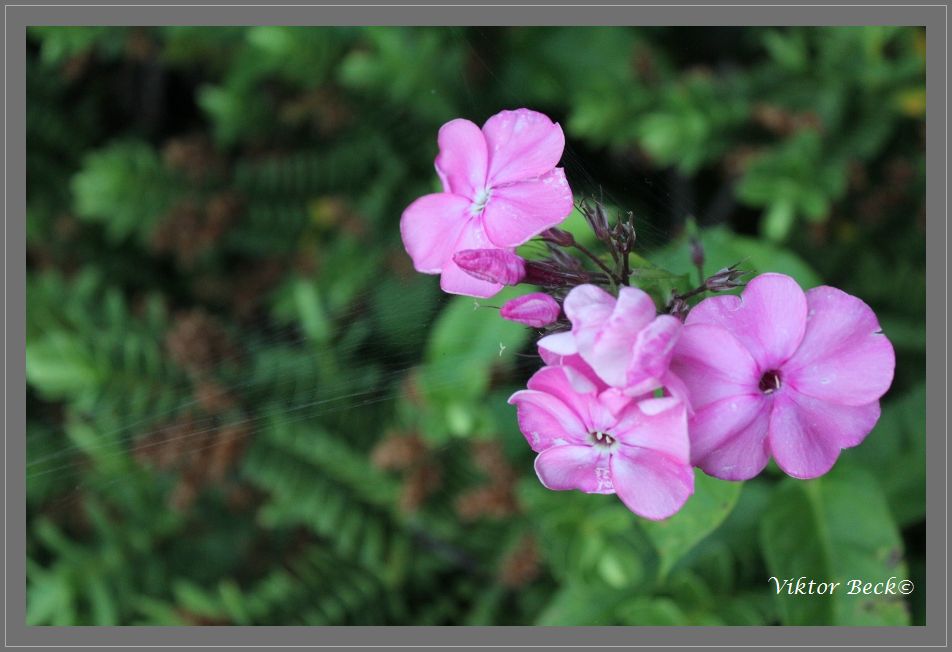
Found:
<box><xmin>613</xmin><ymin>217</ymin><xmax>636</xmax><ymax>253</ymax></box>
<box><xmin>667</xmin><ymin>295</ymin><xmax>690</xmax><ymax>321</ymax></box>
<box><xmin>500</xmin><ymin>293</ymin><xmax>561</xmax><ymax>328</ymax></box>
<box><xmin>541</xmin><ymin>227</ymin><xmax>575</xmax><ymax>247</ymax></box>
<box><xmin>690</xmin><ymin>236</ymin><xmax>704</xmax><ymax>270</ymax></box>
<box><xmin>453</xmin><ymin>249</ymin><xmax>526</xmax><ymax>286</ymax></box>
<box><xmin>704</xmin><ymin>264</ymin><xmax>746</xmax><ymax>293</ymax></box>
<box><xmin>580</xmin><ymin>200</ymin><xmax>612</xmax><ymax>241</ymax></box>
<box><xmin>522</xmin><ymin>260</ymin><xmax>581</xmax><ymax>287</ymax></box>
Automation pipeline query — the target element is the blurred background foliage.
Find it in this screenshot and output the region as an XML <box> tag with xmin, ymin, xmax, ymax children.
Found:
<box><xmin>25</xmin><ymin>26</ymin><xmax>925</xmax><ymax>626</ymax></box>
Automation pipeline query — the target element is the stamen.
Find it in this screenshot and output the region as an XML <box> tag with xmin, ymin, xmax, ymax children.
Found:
<box><xmin>589</xmin><ymin>431</ymin><xmax>617</xmax><ymax>448</ymax></box>
<box><xmin>470</xmin><ymin>188</ymin><xmax>492</xmax><ymax>216</ymax></box>
<box><xmin>759</xmin><ymin>370</ymin><xmax>782</xmax><ymax>394</ymax></box>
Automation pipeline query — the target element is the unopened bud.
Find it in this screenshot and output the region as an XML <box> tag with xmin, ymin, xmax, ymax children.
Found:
<box><xmin>522</xmin><ymin>260</ymin><xmax>582</xmax><ymax>287</ymax></box>
<box><xmin>582</xmin><ymin>201</ymin><xmax>612</xmax><ymax>241</ymax></box>
<box><xmin>544</xmin><ymin>243</ymin><xmax>584</xmax><ymax>273</ymax></box>
<box><xmin>613</xmin><ymin>217</ymin><xmax>636</xmax><ymax>252</ymax></box>
<box><xmin>704</xmin><ymin>264</ymin><xmax>745</xmax><ymax>292</ymax></box>
<box><xmin>667</xmin><ymin>294</ymin><xmax>690</xmax><ymax>321</ymax></box>
<box><xmin>690</xmin><ymin>236</ymin><xmax>704</xmax><ymax>269</ymax></box>
<box><xmin>453</xmin><ymin>249</ymin><xmax>526</xmax><ymax>286</ymax></box>
<box><xmin>541</xmin><ymin>228</ymin><xmax>575</xmax><ymax>247</ymax></box>
<box><xmin>500</xmin><ymin>293</ymin><xmax>561</xmax><ymax>328</ymax></box>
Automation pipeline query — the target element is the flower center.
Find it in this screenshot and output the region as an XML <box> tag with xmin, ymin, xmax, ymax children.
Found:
<box><xmin>470</xmin><ymin>187</ymin><xmax>492</xmax><ymax>216</ymax></box>
<box><xmin>759</xmin><ymin>369</ymin><xmax>782</xmax><ymax>395</ymax></box>
<box><xmin>589</xmin><ymin>430</ymin><xmax>617</xmax><ymax>449</ymax></box>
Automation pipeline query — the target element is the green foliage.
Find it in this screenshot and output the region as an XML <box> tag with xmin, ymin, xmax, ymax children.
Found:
<box><xmin>26</xmin><ymin>269</ymin><xmax>184</xmax><ymax>417</ymax></box>
<box><xmin>650</xmin><ymin>224</ymin><xmax>823</xmax><ymax>291</ymax></box>
<box><xmin>737</xmin><ymin>131</ymin><xmax>848</xmax><ymax>240</ymax></box>
<box><xmin>28</xmin><ymin>26</ymin><xmax>129</xmax><ymax>65</ymax></box>
<box><xmin>760</xmin><ymin>466</ymin><xmax>910</xmax><ymax>625</ymax></box>
<box><xmin>636</xmin><ymin>73</ymin><xmax>747</xmax><ymax>174</ymax></box>
<box><xmin>844</xmin><ymin>383</ymin><xmax>926</xmax><ymax>527</ymax></box>
<box><xmin>26</xmin><ymin>26</ymin><xmax>925</xmax><ymax>627</ymax></box>
<box><xmin>71</xmin><ymin>140</ymin><xmax>178</xmax><ymax>243</ymax></box>
<box><xmin>642</xmin><ymin>471</ymin><xmax>743</xmax><ymax>579</ymax></box>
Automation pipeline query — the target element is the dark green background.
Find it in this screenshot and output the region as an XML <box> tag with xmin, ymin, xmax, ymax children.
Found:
<box><xmin>25</xmin><ymin>26</ymin><xmax>926</xmax><ymax>626</ymax></box>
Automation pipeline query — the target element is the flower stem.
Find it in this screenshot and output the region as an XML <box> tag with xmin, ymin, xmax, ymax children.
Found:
<box><xmin>572</xmin><ymin>242</ymin><xmax>621</xmax><ymax>285</ymax></box>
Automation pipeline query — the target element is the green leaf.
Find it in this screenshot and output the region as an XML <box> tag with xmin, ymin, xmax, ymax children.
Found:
<box><xmin>27</xmin><ymin>566</ymin><xmax>74</xmax><ymax>626</ymax></box>
<box><xmin>421</xmin><ymin>286</ymin><xmax>530</xmax><ymax>404</ymax></box>
<box><xmin>616</xmin><ymin>596</ymin><xmax>694</xmax><ymax>625</ymax></box>
<box><xmin>517</xmin><ymin>479</ymin><xmax>658</xmax><ymax>592</ymax></box>
<box><xmin>71</xmin><ymin>140</ymin><xmax>175</xmax><ymax>243</ymax></box>
<box><xmin>26</xmin><ymin>332</ymin><xmax>100</xmax><ymax>400</ymax></box>
<box><xmin>535</xmin><ymin>582</ymin><xmax>630</xmax><ymax>625</ymax></box>
<box><xmin>293</xmin><ymin>278</ymin><xmax>332</xmax><ymax>344</ymax></box>
<box><xmin>760</xmin><ymin>466</ymin><xmax>911</xmax><ymax>625</ymax></box>
<box><xmin>642</xmin><ymin>470</ymin><xmax>742</xmax><ymax>579</ymax></box>
<box><xmin>649</xmin><ymin>224</ymin><xmax>823</xmax><ymax>291</ymax></box>
<box><xmin>761</xmin><ymin>29</ymin><xmax>809</xmax><ymax>72</ymax></box>
<box><xmin>88</xmin><ymin>575</ymin><xmax>119</xmax><ymax>625</ymax></box>
<box><xmin>763</xmin><ymin>199</ymin><xmax>796</xmax><ymax>241</ymax></box>
<box><xmin>172</xmin><ymin>581</ymin><xmax>225</xmax><ymax>620</ymax></box>
<box><xmin>842</xmin><ymin>383</ymin><xmax>926</xmax><ymax>527</ymax></box>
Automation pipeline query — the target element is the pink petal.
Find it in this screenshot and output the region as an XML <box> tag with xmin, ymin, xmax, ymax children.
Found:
<box><xmin>508</xmin><ymin>388</ymin><xmax>588</xmax><ymax>452</ymax></box>
<box><xmin>597</xmin><ymin>387</ymin><xmax>634</xmax><ymax>418</ymax></box>
<box><xmin>612</xmin><ymin>397</ymin><xmax>690</xmax><ymax>464</ymax></box>
<box><xmin>526</xmin><ymin>365</ymin><xmax>597</xmax><ymax>416</ymax></box>
<box><xmin>434</xmin><ymin>119</ymin><xmax>488</xmax><ymax>198</ymax></box>
<box><xmin>438</xmin><ymin>223</ymin><xmax>504</xmax><ymax>298</ymax></box>
<box><xmin>482</xmin><ymin>108</ymin><xmax>566</xmax><ymax>186</ymax></box>
<box><xmin>563</xmin><ymin>283</ymin><xmax>617</xmax><ymax>323</ymax></box>
<box><xmin>566</xmin><ymin>285</ymin><xmax>656</xmax><ymax>388</ymax></box>
<box><xmin>534</xmin><ymin>445</ymin><xmax>615</xmax><ymax>494</ymax></box>
<box><xmin>686</xmin><ymin>273</ymin><xmax>808</xmax><ymax>371</ymax></box>
<box><xmin>610</xmin><ymin>448</ymin><xmax>695</xmax><ymax>520</ymax></box>
<box><xmin>481</xmin><ymin>169</ymin><xmax>574</xmax><ymax>248</ymax></box>
<box><xmin>399</xmin><ymin>193</ymin><xmax>471</xmax><ymax>273</ymax></box>
<box><xmin>689</xmin><ymin>393</ymin><xmax>771</xmax><ymax>481</ymax></box>
<box><xmin>768</xmin><ymin>391</ymin><xmax>882</xmax><ymax>479</ymax></box>
<box><xmin>537</xmin><ymin>331</ymin><xmax>578</xmax><ymax>357</ymax></box>
<box><xmin>659</xmin><ymin>369</ymin><xmax>693</xmax><ymax>416</ymax></box>
<box><xmin>783</xmin><ymin>286</ymin><xmax>896</xmax><ymax>407</ymax></box>
<box><xmin>669</xmin><ymin>323</ymin><xmax>760</xmax><ymax>411</ymax></box>
<box><xmin>537</xmin><ymin>345</ymin><xmax>608</xmax><ymax>393</ymax></box>
<box><xmin>624</xmin><ymin>315</ymin><xmax>682</xmax><ymax>395</ymax></box>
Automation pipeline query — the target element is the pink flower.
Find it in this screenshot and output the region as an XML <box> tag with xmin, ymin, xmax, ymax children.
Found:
<box><xmin>537</xmin><ymin>284</ymin><xmax>684</xmax><ymax>397</ymax></box>
<box><xmin>500</xmin><ymin>293</ymin><xmax>561</xmax><ymax>328</ymax></box>
<box><xmin>670</xmin><ymin>273</ymin><xmax>896</xmax><ymax>481</ymax></box>
<box><xmin>508</xmin><ymin>365</ymin><xmax>694</xmax><ymax>520</ymax></box>
<box><xmin>400</xmin><ymin>109</ymin><xmax>574</xmax><ymax>298</ymax></box>
<box><xmin>452</xmin><ymin>249</ymin><xmax>526</xmax><ymax>286</ymax></box>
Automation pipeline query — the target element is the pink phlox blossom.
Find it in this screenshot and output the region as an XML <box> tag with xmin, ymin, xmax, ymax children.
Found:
<box><xmin>400</xmin><ymin>108</ymin><xmax>574</xmax><ymax>298</ymax></box>
<box><xmin>669</xmin><ymin>272</ymin><xmax>896</xmax><ymax>480</ymax></box>
<box><xmin>537</xmin><ymin>284</ymin><xmax>687</xmax><ymax>403</ymax></box>
<box><xmin>508</xmin><ymin>365</ymin><xmax>694</xmax><ymax>520</ymax></box>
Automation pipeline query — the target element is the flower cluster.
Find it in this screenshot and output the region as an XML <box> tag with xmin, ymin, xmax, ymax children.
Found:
<box><xmin>400</xmin><ymin>108</ymin><xmax>895</xmax><ymax>520</ymax></box>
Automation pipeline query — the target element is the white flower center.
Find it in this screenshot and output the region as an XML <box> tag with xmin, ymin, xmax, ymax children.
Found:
<box><xmin>588</xmin><ymin>430</ymin><xmax>618</xmax><ymax>451</ymax></box>
<box><xmin>470</xmin><ymin>187</ymin><xmax>492</xmax><ymax>216</ymax></box>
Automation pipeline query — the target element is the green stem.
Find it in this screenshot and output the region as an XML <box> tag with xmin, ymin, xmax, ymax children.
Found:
<box><xmin>573</xmin><ymin>242</ymin><xmax>621</xmax><ymax>285</ymax></box>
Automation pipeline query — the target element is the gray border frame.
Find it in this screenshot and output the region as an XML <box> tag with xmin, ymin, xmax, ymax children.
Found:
<box><xmin>4</xmin><ymin>2</ymin><xmax>947</xmax><ymax>648</ymax></box>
